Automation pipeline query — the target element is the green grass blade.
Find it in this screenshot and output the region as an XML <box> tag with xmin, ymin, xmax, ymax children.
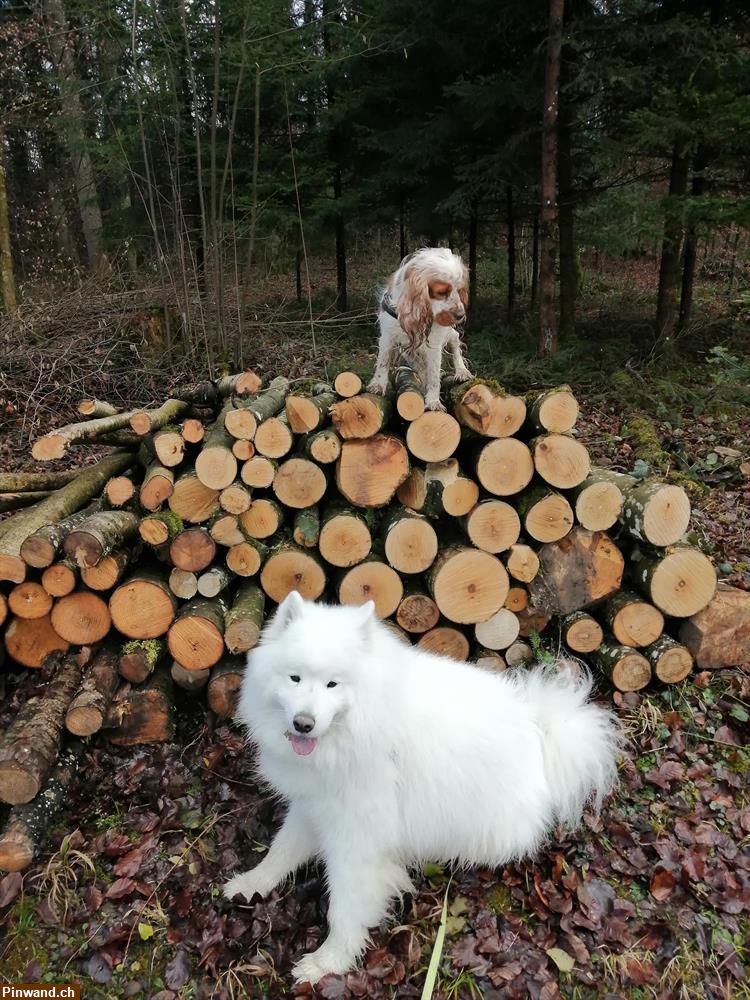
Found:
<box><xmin>420</xmin><ymin>885</ymin><xmax>450</xmax><ymax>1000</ymax></box>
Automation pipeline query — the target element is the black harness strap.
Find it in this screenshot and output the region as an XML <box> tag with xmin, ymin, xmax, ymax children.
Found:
<box><xmin>381</xmin><ymin>291</ymin><xmax>399</xmax><ymax>320</ymax></box>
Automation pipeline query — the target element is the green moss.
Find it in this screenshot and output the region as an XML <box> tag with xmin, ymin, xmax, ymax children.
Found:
<box><xmin>121</xmin><ymin>638</ymin><xmax>164</xmax><ymax>669</ymax></box>
<box><xmin>665</xmin><ymin>469</ymin><xmax>709</xmax><ymax>499</ymax></box>
<box><xmin>486</xmin><ymin>884</ymin><xmax>512</xmax><ymax>914</ymax></box>
<box><xmin>622</xmin><ymin>414</ymin><xmax>670</xmax><ymax>472</ymax></box>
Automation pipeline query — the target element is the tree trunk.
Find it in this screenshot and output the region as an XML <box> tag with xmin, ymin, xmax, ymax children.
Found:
<box><xmin>399</xmin><ymin>190</ymin><xmax>407</xmax><ymax>260</ymax></box>
<box><xmin>44</xmin><ymin>0</ymin><xmax>107</xmax><ymax>272</ymax></box>
<box><xmin>506</xmin><ymin>185</ymin><xmax>515</xmax><ymax>322</ymax></box>
<box><xmin>0</xmin><ymin>125</ymin><xmax>17</xmax><ymax>314</ymax></box>
<box><xmin>531</xmin><ymin>212</ymin><xmax>540</xmax><ymax>307</ymax></box>
<box><xmin>678</xmin><ymin>150</ymin><xmax>708</xmax><ymax>331</ymax></box>
<box><xmin>538</xmin><ymin>0</ymin><xmax>564</xmax><ymax>356</ymax></box>
<box><xmin>468</xmin><ymin>200</ymin><xmax>478</xmax><ymax>316</ymax></box>
<box><xmin>334</xmin><ymin>164</ymin><xmax>347</xmax><ymax>310</ymax></box>
<box><xmin>557</xmin><ymin>60</ymin><xmax>576</xmax><ymax>340</ymax></box>
<box><xmin>655</xmin><ymin>141</ymin><xmax>690</xmax><ymax>346</ymax></box>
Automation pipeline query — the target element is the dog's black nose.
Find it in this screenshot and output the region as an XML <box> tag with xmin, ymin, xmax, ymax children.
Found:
<box><xmin>293</xmin><ymin>714</ymin><xmax>315</xmax><ymax>734</ymax></box>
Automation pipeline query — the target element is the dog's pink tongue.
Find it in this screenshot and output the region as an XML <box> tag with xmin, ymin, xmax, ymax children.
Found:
<box><xmin>290</xmin><ymin>734</ymin><xmax>317</xmax><ymax>756</ymax></box>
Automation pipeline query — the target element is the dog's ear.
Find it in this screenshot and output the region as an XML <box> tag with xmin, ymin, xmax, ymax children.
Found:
<box><xmin>352</xmin><ymin>600</ymin><xmax>376</xmax><ymax>642</ymax></box>
<box><xmin>398</xmin><ymin>266</ymin><xmax>432</xmax><ymax>345</ymax></box>
<box><xmin>272</xmin><ymin>590</ymin><xmax>306</xmax><ymax>632</ymax></box>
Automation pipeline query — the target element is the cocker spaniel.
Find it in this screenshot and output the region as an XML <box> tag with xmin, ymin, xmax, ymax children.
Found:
<box><xmin>367</xmin><ymin>247</ymin><xmax>473</xmax><ymax>411</ymax></box>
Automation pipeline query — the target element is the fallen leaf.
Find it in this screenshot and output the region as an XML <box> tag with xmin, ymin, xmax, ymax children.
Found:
<box><xmin>138</xmin><ymin>922</ymin><xmax>155</xmax><ymax>941</ymax></box>
<box><xmin>165</xmin><ymin>950</ymin><xmax>191</xmax><ymax>990</ymax></box>
<box><xmin>546</xmin><ymin>947</ymin><xmax>574</xmax><ymax>973</ymax></box>
<box><xmin>650</xmin><ymin>868</ymin><xmax>675</xmax><ymax>901</ymax></box>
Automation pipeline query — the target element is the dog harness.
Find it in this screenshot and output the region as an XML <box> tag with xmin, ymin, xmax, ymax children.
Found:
<box><xmin>381</xmin><ymin>291</ymin><xmax>399</xmax><ymax>320</ymax></box>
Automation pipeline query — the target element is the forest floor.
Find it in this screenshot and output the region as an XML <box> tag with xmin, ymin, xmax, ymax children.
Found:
<box><xmin>1</xmin><ymin>276</ymin><xmax>750</xmax><ymax>1000</ymax></box>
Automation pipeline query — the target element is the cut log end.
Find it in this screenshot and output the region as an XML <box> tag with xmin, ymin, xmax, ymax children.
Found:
<box><xmin>417</xmin><ymin>626</ymin><xmax>469</xmax><ymax>661</ymax></box>
<box><xmin>338</xmin><ymin>561</ymin><xmax>403</xmax><ymax>619</ymax></box>
<box><xmin>406</xmin><ymin>412</ymin><xmax>461</xmax><ymax>462</ymax></box>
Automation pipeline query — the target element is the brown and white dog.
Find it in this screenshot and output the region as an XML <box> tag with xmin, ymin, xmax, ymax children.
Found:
<box><xmin>367</xmin><ymin>248</ymin><xmax>473</xmax><ymax>411</ymax></box>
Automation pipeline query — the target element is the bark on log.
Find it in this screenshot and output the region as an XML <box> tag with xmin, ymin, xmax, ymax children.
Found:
<box><xmin>560</xmin><ymin>611</ymin><xmax>603</xmax><ymax>654</ymax></box>
<box><xmin>621</xmin><ymin>481</ymin><xmax>691</xmax><ymax>547</ymax></box>
<box><xmin>631</xmin><ymin>545</ymin><xmax>717</xmax><ymax>618</ymax></box>
<box><xmin>331</xmin><ymin>393</ymin><xmax>392</xmax><ymax>439</ymax></box>
<box><xmin>382</xmin><ymin>507</ymin><xmax>438</xmax><ymax>574</ymax></box>
<box><xmin>0</xmin><ymin>469</ymin><xmax>82</xmax><ymax>492</ymax></box>
<box><xmin>169</xmin><ymin>469</ymin><xmax>220</xmax><ymax>523</ymax></box>
<box><xmin>207</xmin><ymin>658</ymin><xmax>246</xmax><ymax>719</ymax></box>
<box><xmin>318</xmin><ymin>504</ymin><xmax>372</xmax><ymax>567</ymax></box>
<box><xmin>460</xmin><ymin>500</ymin><xmax>521</xmax><ymax>554</ymax></box>
<box><xmin>417</xmin><ymin>625</ymin><xmax>470</xmax><ymax>661</ymax></box>
<box><xmin>0</xmin><ymin>491</ymin><xmax>52</xmax><ymax>513</ymax></box>
<box><xmin>406</xmin><ymin>411</ymin><xmax>461</xmax><ymax>462</ymax></box>
<box><xmin>286</xmin><ymin>386</ymin><xmax>337</xmax><ymax>434</ymax></box>
<box><xmin>261</xmin><ymin>541</ymin><xmax>326</xmax><ymax>604</ymax></box>
<box><xmin>65</xmin><ymin>645</ymin><xmax>119</xmax><ymax>736</ymax></box>
<box><xmin>2</xmin><ymin>452</ymin><xmax>132</xmax><ymax>581</ymax></box>
<box><xmin>197</xmin><ymin>565</ymin><xmax>233</xmax><ymax>598</ymax></box>
<box><xmin>530</xmin><ymin>434</ymin><xmax>590</xmax><ymax>489</ymax></box>
<box><xmin>19</xmin><ymin>501</ymin><xmax>102</xmax><ymax>570</ymax></box>
<box><xmin>293</xmin><ymin>506</ymin><xmax>321</xmax><ymax>549</ymax></box>
<box><xmin>195</xmin><ymin>400</ymin><xmax>238</xmax><ymax>490</ymax></box>
<box><xmin>0</xmin><ymin>654</ymin><xmax>83</xmax><ymax>804</ymax></box>
<box><xmin>140</xmin><ymin>463</ymin><xmax>174</xmax><ymax>512</ymax></box>
<box><xmin>445</xmin><ymin>378</ymin><xmax>526</xmax><ymax>437</ymax></box>
<box><xmin>526</xmin><ymin>385</ymin><xmax>579</xmax><ymax>434</ymax></box>
<box><xmin>129</xmin><ymin>398</ymin><xmax>187</xmax><ymax>436</ymax></box>
<box><xmin>589</xmin><ymin>640</ymin><xmax>651</xmax><ymax>692</ymax></box>
<box><xmin>119</xmin><ymin>638</ymin><xmax>167</xmax><ymax>683</ymax></box>
<box><xmin>474</xmin><ymin>438</ymin><xmax>534</xmax><ymax>496</ymax></box>
<box><xmin>602</xmin><ymin>590</ymin><xmax>664</xmax><ymax>648</ymax></box>
<box><xmin>80</xmin><ymin>549</ymin><xmax>131</xmax><ymax>591</ymax></box>
<box><xmin>398</xmin><ymin>460</ymin><xmax>479</xmax><ymax>518</ymax></box>
<box><xmin>51</xmin><ymin>591</ymin><xmax>111</xmax><ymax>644</ymax></box>
<box><xmin>174</xmin><ymin>370</ymin><xmax>262</xmax><ymax>406</ymax></box>
<box><xmin>427</xmin><ymin>545</ymin><xmax>509</xmax><ymax>624</ymax></box>
<box><xmin>171</xmin><ymin>662</ymin><xmax>210</xmax><ymax>690</ymax></box>
<box><xmin>4</xmin><ymin>615</ymin><xmax>70</xmax><ymax>668</ymax></box>
<box><xmin>273</xmin><ymin>458</ymin><xmax>327</xmax><ymax>509</ymax></box>
<box><xmin>167</xmin><ymin>597</ymin><xmax>227</xmax><ymax>670</ymax></box>
<box><xmin>0</xmin><ymin>742</ymin><xmax>83</xmax><ymax>871</ymax></box>
<box><xmin>63</xmin><ymin>510</ymin><xmax>139</xmax><ymax>568</ymax></box>
<box><xmin>643</xmin><ymin>635</ymin><xmax>694</xmax><ymax>683</ymax></box>
<box><xmin>394</xmin><ymin>367</ymin><xmax>425</xmax><ymax>421</ymax></box>
<box><xmin>529</xmin><ymin>528</ymin><xmax>624</xmax><ymax>615</ymax></box>
<box><xmin>338</xmin><ymin>557</ymin><xmax>403</xmax><ymax>619</ymax></box>
<box><xmin>8</xmin><ymin>582</ymin><xmax>53</xmax><ymax>620</ymax></box>
<box><xmin>32</xmin><ymin>412</ymin><xmax>139</xmax><ymax>460</ymax></box>
<box><xmin>109</xmin><ymin>569</ymin><xmax>177</xmax><ymax>639</ymax></box>
<box><xmin>105</xmin><ymin>667</ymin><xmax>175</xmax><ymax>745</ymax></box>
<box><xmin>336</xmin><ymin>436</ymin><xmax>410</xmax><ymax>508</ymax></box>
<box><xmin>516</xmin><ymin>604</ymin><xmax>552</xmax><ymax>637</ymax></box>
<box><xmin>78</xmin><ymin>398</ymin><xmax>120</xmax><ymax>417</ymax></box>
<box><xmin>224</xmin><ymin>582</ymin><xmax>265</xmax><ymax>654</ymax></box>
<box><xmin>678</xmin><ymin>584</ymin><xmax>750</xmax><ymax>669</ymax></box>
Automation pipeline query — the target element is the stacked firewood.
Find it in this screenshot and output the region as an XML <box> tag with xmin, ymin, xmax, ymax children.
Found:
<box><xmin>0</xmin><ymin>365</ymin><xmax>734</xmax><ymax>868</ymax></box>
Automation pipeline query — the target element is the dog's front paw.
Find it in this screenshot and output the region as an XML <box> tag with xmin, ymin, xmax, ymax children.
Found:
<box><xmin>222</xmin><ymin>873</ymin><xmax>264</xmax><ymax>904</ymax></box>
<box><xmin>292</xmin><ymin>947</ymin><xmax>351</xmax><ymax>985</ymax></box>
<box><xmin>425</xmin><ymin>397</ymin><xmax>447</xmax><ymax>412</ymax></box>
<box><xmin>453</xmin><ymin>367</ymin><xmax>474</xmax><ymax>383</ymax></box>
<box><xmin>366</xmin><ymin>380</ymin><xmax>387</xmax><ymax>396</ymax></box>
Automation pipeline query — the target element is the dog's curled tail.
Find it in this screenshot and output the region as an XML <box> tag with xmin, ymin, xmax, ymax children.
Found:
<box><xmin>521</xmin><ymin>663</ymin><xmax>625</xmax><ymax>828</ymax></box>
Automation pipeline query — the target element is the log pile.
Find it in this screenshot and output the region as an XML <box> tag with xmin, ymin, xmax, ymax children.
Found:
<box><xmin>0</xmin><ymin>365</ymin><xmax>740</xmax><ymax>867</ymax></box>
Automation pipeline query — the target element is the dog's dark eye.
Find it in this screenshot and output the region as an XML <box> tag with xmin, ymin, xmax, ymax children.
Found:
<box><xmin>327</xmin><ymin>681</ymin><xmax>338</xmax><ymax>688</ymax></box>
<box><xmin>290</xmin><ymin>675</ymin><xmax>300</xmax><ymax>683</ymax></box>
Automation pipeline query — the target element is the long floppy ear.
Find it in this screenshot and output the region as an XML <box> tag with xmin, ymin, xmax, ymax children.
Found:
<box><xmin>397</xmin><ymin>266</ymin><xmax>433</xmax><ymax>346</ymax></box>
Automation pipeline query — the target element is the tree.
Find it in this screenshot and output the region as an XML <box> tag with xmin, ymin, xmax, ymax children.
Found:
<box><xmin>0</xmin><ymin>125</ymin><xmax>17</xmax><ymax>312</ymax></box>
<box><xmin>539</xmin><ymin>0</ymin><xmax>564</xmax><ymax>356</ymax></box>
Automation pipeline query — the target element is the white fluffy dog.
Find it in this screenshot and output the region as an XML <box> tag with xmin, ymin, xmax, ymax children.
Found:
<box><xmin>224</xmin><ymin>594</ymin><xmax>621</xmax><ymax>985</ymax></box>
<box><xmin>367</xmin><ymin>247</ymin><xmax>474</xmax><ymax>410</ymax></box>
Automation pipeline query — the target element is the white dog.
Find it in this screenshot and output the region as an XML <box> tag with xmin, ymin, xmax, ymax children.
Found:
<box><xmin>367</xmin><ymin>247</ymin><xmax>474</xmax><ymax>410</ymax></box>
<box><xmin>224</xmin><ymin>594</ymin><xmax>621</xmax><ymax>985</ymax></box>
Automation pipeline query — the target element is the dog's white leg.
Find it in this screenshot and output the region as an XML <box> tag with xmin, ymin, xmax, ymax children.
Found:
<box><xmin>292</xmin><ymin>854</ymin><xmax>405</xmax><ymax>984</ymax></box>
<box><xmin>423</xmin><ymin>338</ymin><xmax>446</xmax><ymax>411</ymax></box>
<box><xmin>448</xmin><ymin>328</ymin><xmax>473</xmax><ymax>382</ymax></box>
<box><xmin>223</xmin><ymin>803</ymin><xmax>317</xmax><ymax>902</ymax></box>
<box><xmin>367</xmin><ymin>318</ymin><xmax>396</xmax><ymax>396</ymax></box>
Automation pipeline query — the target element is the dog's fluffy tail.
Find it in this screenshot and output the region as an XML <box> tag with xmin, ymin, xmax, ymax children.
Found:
<box><xmin>519</xmin><ymin>664</ymin><xmax>624</xmax><ymax>827</ymax></box>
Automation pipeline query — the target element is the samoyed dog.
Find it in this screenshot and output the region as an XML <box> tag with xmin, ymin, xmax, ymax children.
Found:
<box><xmin>224</xmin><ymin>593</ymin><xmax>622</xmax><ymax>985</ymax></box>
